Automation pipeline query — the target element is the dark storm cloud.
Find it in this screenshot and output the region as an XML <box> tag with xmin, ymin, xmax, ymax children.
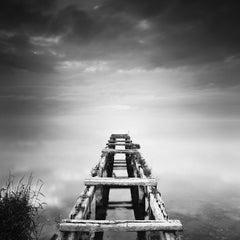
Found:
<box><xmin>0</xmin><ymin>0</ymin><xmax>58</xmax><ymax>72</ymax></box>
<box><xmin>51</xmin><ymin>5</ymin><xmax>99</xmax><ymax>42</ymax></box>
<box><xmin>0</xmin><ymin>0</ymin><xmax>240</xmax><ymax>72</ymax></box>
<box><xmin>0</xmin><ymin>0</ymin><xmax>56</xmax><ymax>31</ymax></box>
<box><xmin>100</xmin><ymin>0</ymin><xmax>240</xmax><ymax>67</ymax></box>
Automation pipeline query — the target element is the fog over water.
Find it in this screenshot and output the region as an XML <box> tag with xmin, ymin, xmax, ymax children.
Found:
<box><xmin>1</xmin><ymin>0</ymin><xmax>240</xmax><ymax>239</ymax></box>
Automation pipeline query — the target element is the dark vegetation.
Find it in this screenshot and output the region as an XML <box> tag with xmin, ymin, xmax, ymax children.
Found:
<box><xmin>0</xmin><ymin>174</ymin><xmax>45</xmax><ymax>240</ymax></box>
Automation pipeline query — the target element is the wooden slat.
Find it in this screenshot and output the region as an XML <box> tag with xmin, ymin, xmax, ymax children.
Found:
<box><xmin>102</xmin><ymin>149</ymin><xmax>137</xmax><ymax>154</ymax></box>
<box><xmin>114</xmin><ymin>163</ymin><xmax>126</xmax><ymax>165</ymax></box>
<box><xmin>113</xmin><ymin>164</ymin><xmax>127</xmax><ymax>167</ymax></box>
<box><xmin>107</xmin><ymin>143</ymin><xmax>132</xmax><ymax>146</ymax></box>
<box><xmin>109</xmin><ymin>199</ymin><xmax>133</xmax><ymax>211</ymax></box>
<box><xmin>84</xmin><ymin>177</ymin><xmax>157</xmax><ymax>187</ymax></box>
<box><xmin>109</xmin><ymin>140</ymin><xmax>132</xmax><ymax>143</ymax></box>
<box><xmin>113</xmin><ymin>166</ymin><xmax>127</xmax><ymax>170</ymax></box>
<box><xmin>110</xmin><ymin>134</ymin><xmax>130</xmax><ymax>138</ymax></box>
<box><xmin>108</xmin><ymin>201</ymin><xmax>133</xmax><ymax>209</ymax></box>
<box><xmin>113</xmin><ymin>159</ymin><xmax>126</xmax><ymax>163</ymax></box>
<box><xmin>60</xmin><ymin>219</ymin><xmax>183</xmax><ymax>232</ymax></box>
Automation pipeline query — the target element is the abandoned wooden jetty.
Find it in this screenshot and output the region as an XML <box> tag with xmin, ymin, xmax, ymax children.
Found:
<box><xmin>60</xmin><ymin>134</ymin><xmax>183</xmax><ymax>240</ymax></box>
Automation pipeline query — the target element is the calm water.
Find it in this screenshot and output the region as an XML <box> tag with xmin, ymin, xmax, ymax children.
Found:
<box><xmin>39</xmin><ymin>166</ymin><xmax>240</xmax><ymax>240</ymax></box>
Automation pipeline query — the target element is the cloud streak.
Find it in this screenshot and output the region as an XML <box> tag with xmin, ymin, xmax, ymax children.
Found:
<box><xmin>1</xmin><ymin>0</ymin><xmax>240</xmax><ymax>74</ymax></box>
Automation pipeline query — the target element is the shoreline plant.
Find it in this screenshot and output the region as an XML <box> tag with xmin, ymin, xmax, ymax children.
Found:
<box><xmin>0</xmin><ymin>174</ymin><xmax>45</xmax><ymax>240</ymax></box>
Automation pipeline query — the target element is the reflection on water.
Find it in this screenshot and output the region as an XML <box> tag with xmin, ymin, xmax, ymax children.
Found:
<box><xmin>104</xmin><ymin>189</ymin><xmax>136</xmax><ymax>240</ymax></box>
<box><xmin>41</xmin><ymin>175</ymin><xmax>240</xmax><ymax>240</ymax></box>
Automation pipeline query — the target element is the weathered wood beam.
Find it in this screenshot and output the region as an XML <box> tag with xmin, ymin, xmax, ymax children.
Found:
<box><xmin>114</xmin><ymin>159</ymin><xmax>126</xmax><ymax>162</ymax></box>
<box><xmin>102</xmin><ymin>149</ymin><xmax>138</xmax><ymax>154</ymax></box>
<box><xmin>108</xmin><ymin>200</ymin><xmax>133</xmax><ymax>209</ymax></box>
<box><xmin>110</xmin><ymin>134</ymin><xmax>130</xmax><ymax>139</ymax></box>
<box><xmin>126</xmin><ymin>154</ymin><xmax>146</xmax><ymax>240</ymax></box>
<box><xmin>107</xmin><ymin>143</ymin><xmax>140</xmax><ymax>149</ymax></box>
<box><xmin>60</xmin><ymin>220</ymin><xmax>183</xmax><ymax>232</ymax></box>
<box><xmin>96</xmin><ymin>156</ymin><xmax>107</xmax><ymax>177</ymax></box>
<box><xmin>95</xmin><ymin>153</ymin><xmax>114</xmax><ymax>240</ymax></box>
<box><xmin>113</xmin><ymin>166</ymin><xmax>127</xmax><ymax>170</ymax></box>
<box><xmin>132</xmin><ymin>154</ymin><xmax>181</xmax><ymax>240</ymax></box>
<box><xmin>113</xmin><ymin>163</ymin><xmax>127</xmax><ymax>167</ymax></box>
<box><xmin>69</xmin><ymin>186</ymin><xmax>95</xmax><ymax>219</ymax></box>
<box><xmin>84</xmin><ymin>177</ymin><xmax>157</xmax><ymax>187</ymax></box>
<box><xmin>108</xmin><ymin>202</ymin><xmax>133</xmax><ymax>209</ymax></box>
<box><xmin>108</xmin><ymin>140</ymin><xmax>132</xmax><ymax>143</ymax></box>
<box><xmin>107</xmin><ymin>143</ymin><xmax>132</xmax><ymax>146</ymax></box>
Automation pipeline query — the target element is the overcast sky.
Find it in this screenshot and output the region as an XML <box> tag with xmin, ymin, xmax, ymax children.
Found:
<box><xmin>0</xmin><ymin>0</ymin><xmax>240</xmax><ymax>210</ymax></box>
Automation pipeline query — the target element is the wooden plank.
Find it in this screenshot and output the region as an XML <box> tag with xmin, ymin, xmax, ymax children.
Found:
<box><xmin>114</xmin><ymin>163</ymin><xmax>126</xmax><ymax>166</ymax></box>
<box><xmin>102</xmin><ymin>149</ymin><xmax>137</xmax><ymax>154</ymax></box>
<box><xmin>107</xmin><ymin>143</ymin><xmax>132</xmax><ymax>146</ymax></box>
<box><xmin>69</xmin><ymin>186</ymin><xmax>95</xmax><ymax>219</ymax></box>
<box><xmin>109</xmin><ymin>140</ymin><xmax>132</xmax><ymax>143</ymax></box>
<box><xmin>110</xmin><ymin>134</ymin><xmax>130</xmax><ymax>139</ymax></box>
<box><xmin>149</xmin><ymin>193</ymin><xmax>166</xmax><ymax>221</ymax></box>
<box><xmin>114</xmin><ymin>159</ymin><xmax>126</xmax><ymax>161</ymax></box>
<box><xmin>108</xmin><ymin>201</ymin><xmax>132</xmax><ymax>208</ymax></box>
<box><xmin>113</xmin><ymin>164</ymin><xmax>127</xmax><ymax>167</ymax></box>
<box><xmin>84</xmin><ymin>177</ymin><xmax>157</xmax><ymax>187</ymax></box>
<box><xmin>108</xmin><ymin>202</ymin><xmax>133</xmax><ymax>209</ymax></box>
<box><xmin>60</xmin><ymin>220</ymin><xmax>183</xmax><ymax>232</ymax></box>
<box><xmin>113</xmin><ymin>167</ymin><xmax>127</xmax><ymax>171</ymax></box>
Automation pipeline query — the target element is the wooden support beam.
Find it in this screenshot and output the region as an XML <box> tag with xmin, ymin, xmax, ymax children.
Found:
<box><xmin>132</xmin><ymin>155</ymin><xmax>182</xmax><ymax>240</ymax></box>
<box><xmin>95</xmin><ymin>152</ymin><xmax>114</xmax><ymax>240</ymax></box>
<box><xmin>96</xmin><ymin>156</ymin><xmax>107</xmax><ymax>177</ymax></box>
<box><xmin>113</xmin><ymin>165</ymin><xmax>127</xmax><ymax>168</ymax></box>
<box><xmin>102</xmin><ymin>149</ymin><xmax>137</xmax><ymax>154</ymax></box>
<box><xmin>109</xmin><ymin>140</ymin><xmax>132</xmax><ymax>143</ymax></box>
<box><xmin>60</xmin><ymin>220</ymin><xmax>183</xmax><ymax>232</ymax></box>
<box><xmin>113</xmin><ymin>166</ymin><xmax>127</xmax><ymax>170</ymax></box>
<box><xmin>110</xmin><ymin>134</ymin><xmax>130</xmax><ymax>139</ymax></box>
<box><xmin>113</xmin><ymin>161</ymin><xmax>126</xmax><ymax>165</ymax></box>
<box><xmin>69</xmin><ymin>186</ymin><xmax>95</xmax><ymax>219</ymax></box>
<box><xmin>107</xmin><ymin>143</ymin><xmax>132</xmax><ymax>146</ymax></box>
<box><xmin>84</xmin><ymin>177</ymin><xmax>157</xmax><ymax>187</ymax></box>
<box><xmin>108</xmin><ymin>202</ymin><xmax>133</xmax><ymax>209</ymax></box>
<box><xmin>107</xmin><ymin>143</ymin><xmax>140</xmax><ymax>149</ymax></box>
<box><xmin>114</xmin><ymin>159</ymin><xmax>126</xmax><ymax>162</ymax></box>
<box><xmin>113</xmin><ymin>165</ymin><xmax>127</xmax><ymax>167</ymax></box>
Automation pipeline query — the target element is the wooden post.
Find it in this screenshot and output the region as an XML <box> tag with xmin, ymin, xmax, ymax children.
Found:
<box><xmin>126</xmin><ymin>154</ymin><xmax>146</xmax><ymax>240</ymax></box>
<box><xmin>95</xmin><ymin>153</ymin><xmax>114</xmax><ymax>240</ymax></box>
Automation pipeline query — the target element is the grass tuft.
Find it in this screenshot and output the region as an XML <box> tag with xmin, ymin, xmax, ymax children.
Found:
<box><xmin>0</xmin><ymin>173</ymin><xmax>45</xmax><ymax>240</ymax></box>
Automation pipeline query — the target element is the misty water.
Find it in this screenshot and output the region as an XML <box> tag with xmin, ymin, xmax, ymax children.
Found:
<box><xmin>36</xmin><ymin>142</ymin><xmax>240</xmax><ymax>240</ymax></box>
